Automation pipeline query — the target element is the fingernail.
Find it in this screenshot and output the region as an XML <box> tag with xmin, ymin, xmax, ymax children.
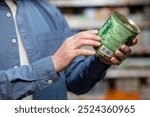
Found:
<box><xmin>98</xmin><ymin>36</ymin><xmax>101</xmax><ymax>40</ymax></box>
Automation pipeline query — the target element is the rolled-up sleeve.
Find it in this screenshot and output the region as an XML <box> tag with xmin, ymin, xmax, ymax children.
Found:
<box><xmin>0</xmin><ymin>56</ymin><xmax>59</xmax><ymax>100</ymax></box>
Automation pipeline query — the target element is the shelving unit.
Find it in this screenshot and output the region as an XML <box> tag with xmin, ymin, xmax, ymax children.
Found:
<box><xmin>50</xmin><ymin>0</ymin><xmax>150</xmax><ymax>30</ymax></box>
<box><xmin>63</xmin><ymin>18</ymin><xmax>150</xmax><ymax>30</ymax></box>
<box><xmin>107</xmin><ymin>69</ymin><xmax>150</xmax><ymax>78</ymax></box>
<box><xmin>50</xmin><ymin>0</ymin><xmax>150</xmax><ymax>7</ymax></box>
<box><xmin>49</xmin><ymin>0</ymin><xmax>150</xmax><ymax>100</ymax></box>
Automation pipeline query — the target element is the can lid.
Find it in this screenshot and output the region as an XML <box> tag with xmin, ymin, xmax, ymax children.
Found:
<box><xmin>112</xmin><ymin>11</ymin><xmax>140</xmax><ymax>34</ymax></box>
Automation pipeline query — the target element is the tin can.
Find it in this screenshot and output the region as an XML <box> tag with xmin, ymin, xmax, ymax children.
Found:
<box><xmin>96</xmin><ymin>11</ymin><xmax>140</xmax><ymax>60</ymax></box>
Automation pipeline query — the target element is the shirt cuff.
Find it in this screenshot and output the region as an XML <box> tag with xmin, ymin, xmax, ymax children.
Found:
<box><xmin>32</xmin><ymin>56</ymin><xmax>60</xmax><ymax>86</ymax></box>
<box><xmin>85</xmin><ymin>55</ymin><xmax>110</xmax><ymax>81</ymax></box>
<box><xmin>93</xmin><ymin>55</ymin><xmax>111</xmax><ymax>70</ymax></box>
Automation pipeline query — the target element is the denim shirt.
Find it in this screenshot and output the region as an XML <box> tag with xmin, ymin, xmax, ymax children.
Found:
<box><xmin>0</xmin><ymin>0</ymin><xmax>110</xmax><ymax>100</ymax></box>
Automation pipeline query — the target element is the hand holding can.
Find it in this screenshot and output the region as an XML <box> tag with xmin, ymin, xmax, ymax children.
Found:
<box><xmin>96</xmin><ymin>11</ymin><xmax>140</xmax><ymax>61</ymax></box>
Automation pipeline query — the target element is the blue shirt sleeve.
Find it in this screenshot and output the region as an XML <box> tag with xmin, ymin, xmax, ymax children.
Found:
<box><xmin>43</xmin><ymin>2</ymin><xmax>110</xmax><ymax>95</ymax></box>
<box><xmin>0</xmin><ymin>56</ymin><xmax>59</xmax><ymax>99</ymax></box>
<box><xmin>65</xmin><ymin>55</ymin><xmax>110</xmax><ymax>95</ymax></box>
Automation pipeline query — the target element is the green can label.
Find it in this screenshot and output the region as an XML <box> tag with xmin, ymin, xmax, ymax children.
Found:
<box><xmin>97</xmin><ymin>11</ymin><xmax>140</xmax><ymax>60</ymax></box>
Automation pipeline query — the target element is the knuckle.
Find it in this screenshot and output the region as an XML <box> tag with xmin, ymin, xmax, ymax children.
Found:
<box><xmin>112</xmin><ymin>57</ymin><xmax>121</xmax><ymax>65</ymax></box>
<box><xmin>129</xmin><ymin>48</ymin><xmax>132</xmax><ymax>52</ymax></box>
<box><xmin>115</xmin><ymin>50</ymin><xmax>120</xmax><ymax>56</ymax></box>
<box><xmin>127</xmin><ymin>47</ymin><xmax>131</xmax><ymax>52</ymax></box>
<box><xmin>79</xmin><ymin>40</ymin><xmax>85</xmax><ymax>46</ymax></box>
<box><xmin>91</xmin><ymin>40</ymin><xmax>95</xmax><ymax>45</ymax></box>
<box><xmin>117</xmin><ymin>62</ymin><xmax>121</xmax><ymax>65</ymax></box>
<box><xmin>115</xmin><ymin>60</ymin><xmax>121</xmax><ymax>65</ymax></box>
<box><xmin>79</xmin><ymin>32</ymin><xmax>85</xmax><ymax>38</ymax></box>
<box><xmin>128</xmin><ymin>48</ymin><xmax>132</xmax><ymax>55</ymax></box>
<box><xmin>126</xmin><ymin>47</ymin><xmax>131</xmax><ymax>53</ymax></box>
<box><xmin>75</xmin><ymin>49</ymin><xmax>82</xmax><ymax>55</ymax></box>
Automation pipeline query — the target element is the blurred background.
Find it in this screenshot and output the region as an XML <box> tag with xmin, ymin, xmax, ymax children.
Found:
<box><xmin>49</xmin><ymin>0</ymin><xmax>150</xmax><ymax>100</ymax></box>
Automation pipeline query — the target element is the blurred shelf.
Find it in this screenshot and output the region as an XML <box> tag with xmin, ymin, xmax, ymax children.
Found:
<box><xmin>65</xmin><ymin>16</ymin><xmax>104</xmax><ymax>29</ymax></box>
<box><xmin>131</xmin><ymin>46</ymin><xmax>150</xmax><ymax>55</ymax></box>
<box><xmin>65</xmin><ymin>16</ymin><xmax>150</xmax><ymax>30</ymax></box>
<box><xmin>106</xmin><ymin>69</ymin><xmax>150</xmax><ymax>78</ymax></box>
<box><xmin>49</xmin><ymin>0</ymin><xmax>150</xmax><ymax>7</ymax></box>
<box><xmin>119</xmin><ymin>58</ymin><xmax>150</xmax><ymax>68</ymax></box>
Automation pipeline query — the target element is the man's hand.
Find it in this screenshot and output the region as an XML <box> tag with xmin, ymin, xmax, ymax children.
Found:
<box><xmin>52</xmin><ymin>30</ymin><xmax>100</xmax><ymax>72</ymax></box>
<box><xmin>99</xmin><ymin>38</ymin><xmax>138</xmax><ymax>65</ymax></box>
<box><xmin>52</xmin><ymin>29</ymin><xmax>138</xmax><ymax>72</ymax></box>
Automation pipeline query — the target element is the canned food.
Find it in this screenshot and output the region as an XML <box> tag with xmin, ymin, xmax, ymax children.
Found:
<box><xmin>96</xmin><ymin>11</ymin><xmax>140</xmax><ymax>60</ymax></box>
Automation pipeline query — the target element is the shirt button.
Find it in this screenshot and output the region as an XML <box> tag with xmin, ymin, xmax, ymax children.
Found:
<box><xmin>48</xmin><ymin>80</ymin><xmax>53</xmax><ymax>84</ymax></box>
<box><xmin>7</xmin><ymin>12</ymin><xmax>11</xmax><ymax>17</ymax></box>
<box><xmin>14</xmin><ymin>66</ymin><xmax>19</xmax><ymax>69</ymax></box>
<box><xmin>11</xmin><ymin>39</ymin><xmax>17</xmax><ymax>44</ymax></box>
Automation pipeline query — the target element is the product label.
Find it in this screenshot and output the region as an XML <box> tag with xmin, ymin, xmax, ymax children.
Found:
<box><xmin>100</xmin><ymin>45</ymin><xmax>113</xmax><ymax>58</ymax></box>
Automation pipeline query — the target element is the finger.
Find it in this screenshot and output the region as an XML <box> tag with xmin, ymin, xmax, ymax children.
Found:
<box><xmin>75</xmin><ymin>49</ymin><xmax>96</xmax><ymax>56</ymax></box>
<box><xmin>75</xmin><ymin>39</ymin><xmax>101</xmax><ymax>49</ymax></box>
<box><xmin>130</xmin><ymin>38</ymin><xmax>138</xmax><ymax>46</ymax></box>
<box><xmin>85</xmin><ymin>30</ymin><xmax>99</xmax><ymax>34</ymax></box>
<box><xmin>115</xmin><ymin>50</ymin><xmax>126</xmax><ymax>61</ymax></box>
<box><xmin>111</xmin><ymin>57</ymin><xmax>121</xmax><ymax>65</ymax></box>
<box><xmin>121</xmin><ymin>45</ymin><xmax>132</xmax><ymax>55</ymax></box>
<box><xmin>75</xmin><ymin>32</ymin><xmax>101</xmax><ymax>41</ymax></box>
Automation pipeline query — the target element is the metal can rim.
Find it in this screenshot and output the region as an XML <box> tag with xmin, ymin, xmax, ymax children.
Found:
<box><xmin>112</xmin><ymin>11</ymin><xmax>140</xmax><ymax>34</ymax></box>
